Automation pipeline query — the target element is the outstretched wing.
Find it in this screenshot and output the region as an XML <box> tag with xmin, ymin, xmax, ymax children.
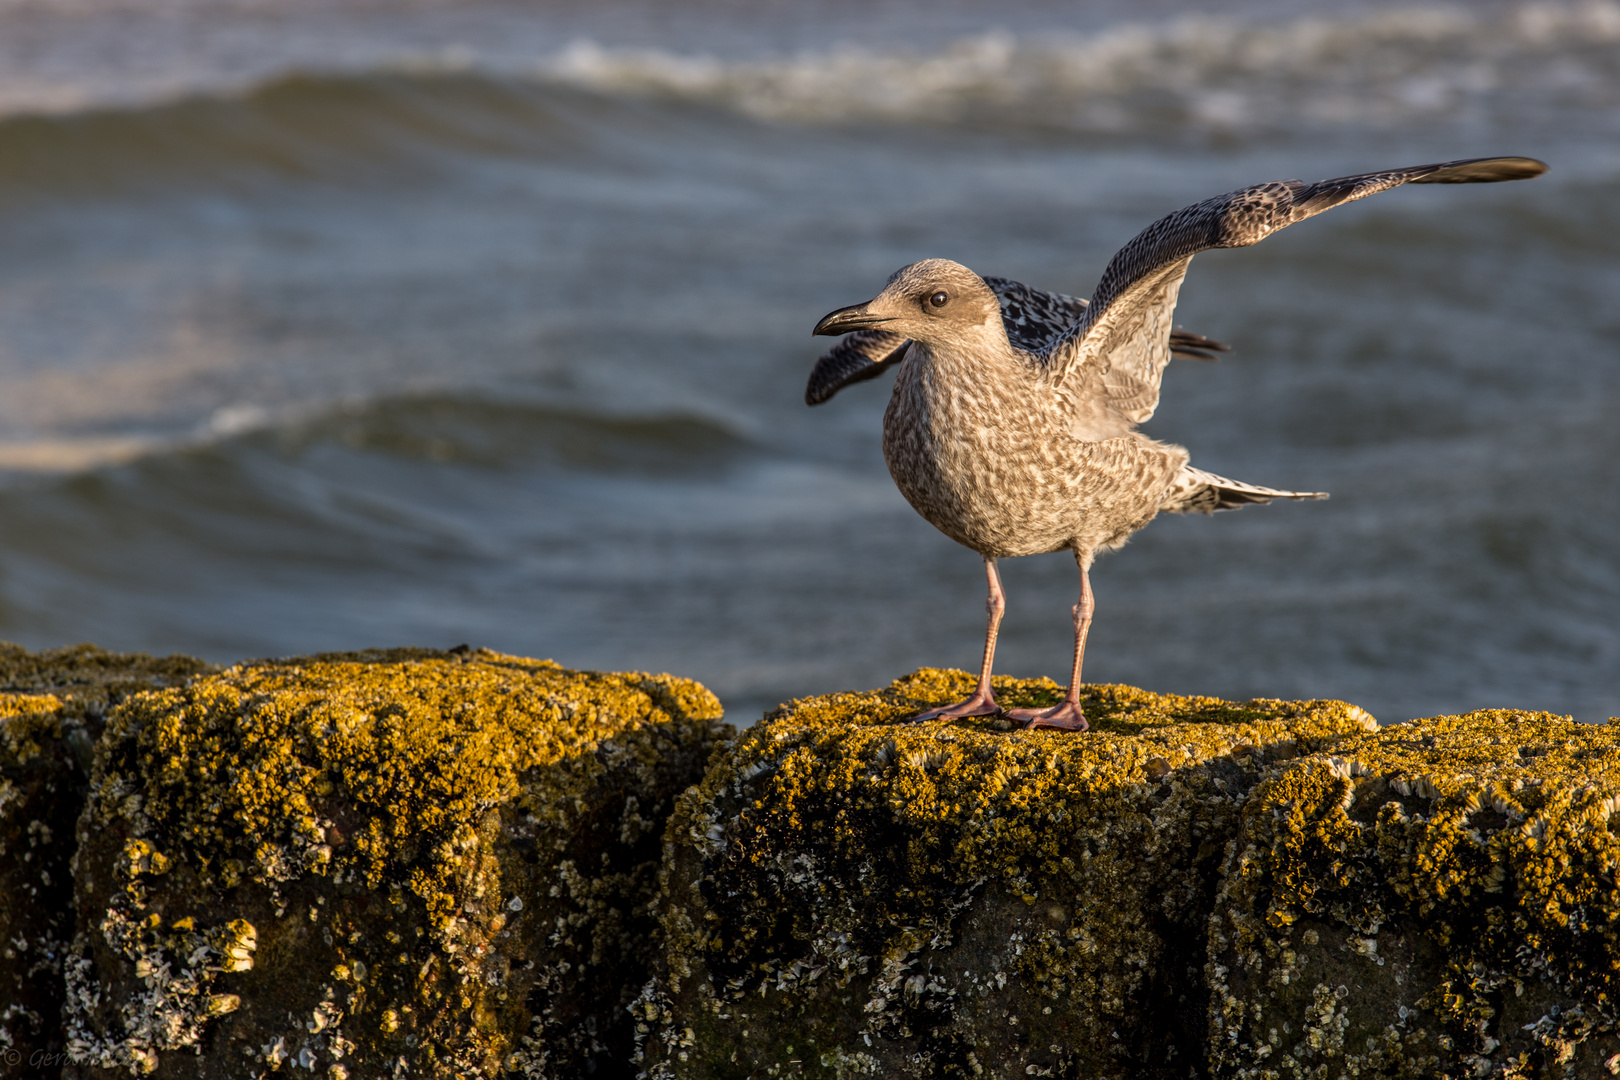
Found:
<box><xmin>1042</xmin><ymin>156</ymin><xmax>1548</xmax><ymax>422</ymax></box>
<box><xmin>806</xmin><ymin>277</ymin><xmax>1229</xmax><ymax>404</ymax></box>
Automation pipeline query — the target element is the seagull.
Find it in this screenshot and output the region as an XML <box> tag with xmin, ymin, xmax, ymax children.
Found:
<box><xmin>808</xmin><ymin>156</ymin><xmax>1547</xmax><ymax>731</ymax></box>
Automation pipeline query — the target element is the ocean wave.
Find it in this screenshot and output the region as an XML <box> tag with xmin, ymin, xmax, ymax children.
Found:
<box><xmin>0</xmin><ymin>395</ymin><xmax>751</xmax><ymax>480</ymax></box>
<box><xmin>285</xmin><ymin>395</ymin><xmax>752</xmax><ymax>475</ymax></box>
<box><xmin>540</xmin><ymin>1</ymin><xmax>1620</xmax><ymax>130</ymax></box>
<box><xmin>0</xmin><ymin>71</ymin><xmax>601</xmax><ymax>198</ymax></box>
<box><xmin>0</xmin><ymin>2</ymin><xmax>1613</xmax><ymax>197</ymax></box>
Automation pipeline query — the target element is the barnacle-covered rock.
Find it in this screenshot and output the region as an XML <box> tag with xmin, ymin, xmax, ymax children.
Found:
<box><xmin>1208</xmin><ymin>709</ymin><xmax>1620</xmax><ymax>1080</ymax></box>
<box><xmin>64</xmin><ymin>648</ymin><xmax>728</xmax><ymax>1080</ymax></box>
<box><xmin>635</xmin><ymin>667</ymin><xmax>1376</xmax><ymax>1079</ymax></box>
<box><xmin>0</xmin><ymin>644</ymin><xmax>210</xmax><ymax>1075</ymax></box>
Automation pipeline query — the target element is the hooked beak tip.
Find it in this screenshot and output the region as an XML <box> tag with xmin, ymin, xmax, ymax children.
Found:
<box><xmin>813</xmin><ymin>302</ymin><xmax>891</xmax><ymax>337</ymax></box>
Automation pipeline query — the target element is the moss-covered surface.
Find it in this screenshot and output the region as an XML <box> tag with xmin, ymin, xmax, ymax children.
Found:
<box><xmin>1</xmin><ymin>644</ymin><xmax>211</xmax><ymax>1079</ymax></box>
<box><xmin>64</xmin><ymin>648</ymin><xmax>728</xmax><ymax>1079</ymax></box>
<box><xmin>636</xmin><ymin>668</ymin><xmax>1378</xmax><ymax>1079</ymax></box>
<box><xmin>1209</xmin><ymin>709</ymin><xmax>1620</xmax><ymax>1079</ymax></box>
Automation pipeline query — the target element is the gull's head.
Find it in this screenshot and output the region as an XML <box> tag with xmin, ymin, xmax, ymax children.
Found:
<box><xmin>812</xmin><ymin>259</ymin><xmax>1001</xmax><ymax>349</ymax></box>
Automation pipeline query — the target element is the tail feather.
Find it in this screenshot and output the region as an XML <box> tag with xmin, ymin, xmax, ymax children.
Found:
<box><xmin>1167</xmin><ymin>329</ymin><xmax>1231</xmax><ymax>363</ymax></box>
<box><xmin>1162</xmin><ymin>466</ymin><xmax>1327</xmax><ymax>515</ymax></box>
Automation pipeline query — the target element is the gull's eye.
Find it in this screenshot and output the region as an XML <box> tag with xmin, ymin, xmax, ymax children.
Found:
<box><xmin>929</xmin><ymin>291</ymin><xmax>949</xmax><ymax>308</ymax></box>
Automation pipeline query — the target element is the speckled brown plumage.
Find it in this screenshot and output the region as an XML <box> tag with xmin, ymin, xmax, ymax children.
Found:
<box><xmin>809</xmin><ymin>156</ymin><xmax>1547</xmax><ymax>730</ymax></box>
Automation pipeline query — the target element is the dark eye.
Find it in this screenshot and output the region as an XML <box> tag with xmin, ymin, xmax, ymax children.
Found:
<box><xmin>929</xmin><ymin>291</ymin><xmax>949</xmax><ymax>308</ymax></box>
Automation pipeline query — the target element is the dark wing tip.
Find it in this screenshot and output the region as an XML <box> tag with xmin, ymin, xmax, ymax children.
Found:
<box><xmin>805</xmin><ymin>362</ymin><xmax>862</xmax><ymax>405</ymax></box>
<box><xmin>1412</xmin><ymin>156</ymin><xmax>1549</xmax><ymax>184</ymax></box>
<box><xmin>805</xmin><ymin>333</ymin><xmax>910</xmax><ymax>405</ymax></box>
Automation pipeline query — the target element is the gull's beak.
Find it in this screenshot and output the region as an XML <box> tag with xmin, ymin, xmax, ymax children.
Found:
<box><xmin>813</xmin><ymin>301</ymin><xmax>893</xmax><ymax>336</ymax></box>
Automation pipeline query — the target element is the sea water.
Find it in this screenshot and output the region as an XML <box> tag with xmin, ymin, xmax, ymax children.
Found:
<box><xmin>0</xmin><ymin>0</ymin><xmax>1616</xmax><ymax>724</ymax></box>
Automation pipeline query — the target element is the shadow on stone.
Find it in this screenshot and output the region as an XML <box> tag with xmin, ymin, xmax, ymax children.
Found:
<box><xmin>1</xmin><ymin>644</ymin><xmax>212</xmax><ymax>1080</ymax></box>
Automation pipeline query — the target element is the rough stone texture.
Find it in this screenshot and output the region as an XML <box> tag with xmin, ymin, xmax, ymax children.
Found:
<box><xmin>0</xmin><ymin>644</ymin><xmax>212</xmax><ymax>1079</ymax></box>
<box><xmin>11</xmin><ymin>645</ymin><xmax>1618</xmax><ymax>1080</ymax></box>
<box><xmin>635</xmin><ymin>667</ymin><xmax>1378</xmax><ymax>1079</ymax></box>
<box><xmin>1209</xmin><ymin>709</ymin><xmax>1620</xmax><ymax>1080</ymax></box>
<box><xmin>62</xmin><ymin>648</ymin><xmax>729</xmax><ymax>1080</ymax></box>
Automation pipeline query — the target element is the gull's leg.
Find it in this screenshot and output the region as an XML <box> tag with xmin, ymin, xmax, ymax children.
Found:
<box><xmin>908</xmin><ymin>556</ymin><xmax>1006</xmax><ymax>721</ymax></box>
<box><xmin>1004</xmin><ymin>554</ymin><xmax>1092</xmax><ymax>732</ymax></box>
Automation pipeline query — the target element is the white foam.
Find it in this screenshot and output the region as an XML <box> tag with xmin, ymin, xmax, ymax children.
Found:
<box><xmin>534</xmin><ymin>1</ymin><xmax>1620</xmax><ymax>131</ymax></box>
<box><xmin>1</xmin><ymin>0</ymin><xmax>1616</xmax><ymax>131</ymax></box>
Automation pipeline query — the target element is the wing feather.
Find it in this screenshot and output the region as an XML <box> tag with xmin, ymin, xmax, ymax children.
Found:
<box><xmin>1041</xmin><ymin>156</ymin><xmax>1548</xmax><ymax>416</ymax></box>
<box><xmin>804</xmin><ymin>330</ymin><xmax>910</xmax><ymax>405</ymax></box>
<box><xmin>980</xmin><ymin>275</ymin><xmax>1089</xmax><ymax>350</ymax></box>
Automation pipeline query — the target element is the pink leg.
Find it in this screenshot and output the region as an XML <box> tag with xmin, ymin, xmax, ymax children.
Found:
<box><xmin>1004</xmin><ymin>554</ymin><xmax>1092</xmax><ymax>732</ymax></box>
<box><xmin>909</xmin><ymin>556</ymin><xmax>1007</xmax><ymax>721</ymax></box>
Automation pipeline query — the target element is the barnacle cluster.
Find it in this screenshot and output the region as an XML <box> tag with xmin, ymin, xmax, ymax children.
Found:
<box><xmin>1210</xmin><ymin>709</ymin><xmax>1620</xmax><ymax>1079</ymax></box>
<box><xmin>0</xmin><ymin>644</ymin><xmax>211</xmax><ymax>1074</ymax></box>
<box><xmin>637</xmin><ymin>667</ymin><xmax>1378</xmax><ymax>1079</ymax></box>
<box><xmin>66</xmin><ymin>647</ymin><xmax>728</xmax><ymax>1079</ymax></box>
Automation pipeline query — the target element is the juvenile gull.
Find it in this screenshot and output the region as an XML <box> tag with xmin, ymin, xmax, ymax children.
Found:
<box><xmin>809</xmin><ymin>156</ymin><xmax>1548</xmax><ymax>731</ymax></box>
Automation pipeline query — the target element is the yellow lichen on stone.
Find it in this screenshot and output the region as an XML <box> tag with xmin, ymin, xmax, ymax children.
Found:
<box><xmin>1209</xmin><ymin>709</ymin><xmax>1620</xmax><ymax>1079</ymax></box>
<box><xmin>0</xmin><ymin>692</ymin><xmax>61</xmax><ymax>715</ymax></box>
<box><xmin>68</xmin><ymin>647</ymin><xmax>729</xmax><ymax>1079</ymax></box>
<box><xmin>638</xmin><ymin>668</ymin><xmax>1377</xmax><ymax>1080</ymax></box>
<box><xmin>0</xmin><ymin>692</ymin><xmax>62</xmax><ymax>763</ymax></box>
<box><xmin>0</xmin><ymin>642</ymin><xmax>212</xmax><ymax>721</ymax></box>
<box><xmin>104</xmin><ymin>648</ymin><xmax>655</xmax><ymax>925</ymax></box>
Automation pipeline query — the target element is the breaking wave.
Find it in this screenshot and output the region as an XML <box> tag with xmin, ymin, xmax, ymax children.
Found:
<box><xmin>0</xmin><ymin>395</ymin><xmax>752</xmax><ymax>480</ymax></box>
<box><xmin>541</xmin><ymin>2</ymin><xmax>1620</xmax><ymax>131</ymax></box>
<box><xmin>0</xmin><ymin>1</ymin><xmax>1615</xmax><ymax>199</ymax></box>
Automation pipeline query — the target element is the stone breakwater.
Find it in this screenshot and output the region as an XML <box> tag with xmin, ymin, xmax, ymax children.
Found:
<box><xmin>0</xmin><ymin>647</ymin><xmax>1616</xmax><ymax>1079</ymax></box>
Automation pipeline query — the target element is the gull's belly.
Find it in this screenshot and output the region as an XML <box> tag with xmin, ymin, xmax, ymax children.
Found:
<box><xmin>882</xmin><ymin>414</ymin><xmax>1066</xmax><ymax>556</ymax></box>
<box><xmin>882</xmin><ymin>365</ymin><xmax>1188</xmax><ymax>559</ymax></box>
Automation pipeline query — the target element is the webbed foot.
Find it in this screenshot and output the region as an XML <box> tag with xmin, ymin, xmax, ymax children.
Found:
<box><xmin>1003</xmin><ymin>700</ymin><xmax>1089</xmax><ymax>732</ymax></box>
<box><xmin>907</xmin><ymin>688</ymin><xmax>1001</xmax><ymax>722</ymax></box>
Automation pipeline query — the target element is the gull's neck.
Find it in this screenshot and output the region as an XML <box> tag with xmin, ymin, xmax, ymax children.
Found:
<box><xmin>910</xmin><ymin>318</ymin><xmax>1024</xmax><ymax>377</ymax></box>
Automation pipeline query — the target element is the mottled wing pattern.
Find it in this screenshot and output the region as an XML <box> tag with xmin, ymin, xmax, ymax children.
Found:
<box><xmin>1094</xmin><ymin>270</ymin><xmax>1188</xmax><ymax>423</ymax></box>
<box><xmin>1040</xmin><ymin>156</ymin><xmax>1547</xmax><ymax>419</ymax></box>
<box><xmin>805</xmin><ymin>330</ymin><xmax>910</xmax><ymax>405</ymax></box>
<box><xmin>981</xmin><ymin>276</ymin><xmax>1089</xmax><ymax>350</ymax></box>
<box><xmin>1160</xmin><ymin>466</ymin><xmax>1327</xmax><ymax>515</ymax></box>
<box><xmin>987</xmin><ymin>274</ymin><xmax>1231</xmax><ymax>360</ymax></box>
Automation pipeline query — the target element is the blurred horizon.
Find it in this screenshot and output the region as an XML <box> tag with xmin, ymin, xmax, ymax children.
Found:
<box><xmin>0</xmin><ymin>0</ymin><xmax>1616</xmax><ymax>723</ymax></box>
